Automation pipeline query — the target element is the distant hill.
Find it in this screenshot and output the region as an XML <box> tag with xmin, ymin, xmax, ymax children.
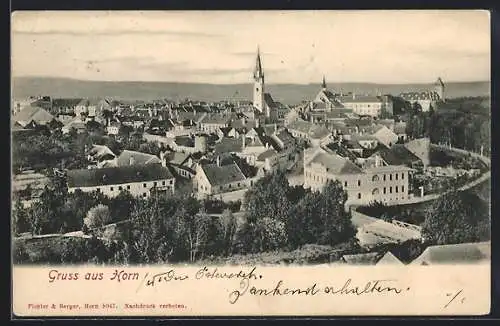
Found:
<box><xmin>12</xmin><ymin>77</ymin><xmax>490</xmax><ymax>105</ymax></box>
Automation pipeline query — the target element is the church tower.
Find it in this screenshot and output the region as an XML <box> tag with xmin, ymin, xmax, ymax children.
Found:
<box><xmin>253</xmin><ymin>46</ymin><xmax>265</xmax><ymax>113</ymax></box>
<box><xmin>322</xmin><ymin>75</ymin><xmax>327</xmax><ymax>91</ymax></box>
<box><xmin>434</xmin><ymin>77</ymin><xmax>445</xmax><ymax>101</ymax></box>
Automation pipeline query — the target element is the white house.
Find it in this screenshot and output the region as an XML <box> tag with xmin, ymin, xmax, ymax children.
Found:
<box><xmin>66</xmin><ymin>164</ymin><xmax>175</xmax><ymax>198</ymax></box>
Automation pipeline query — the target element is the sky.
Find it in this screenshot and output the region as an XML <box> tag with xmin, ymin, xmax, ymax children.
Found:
<box><xmin>11</xmin><ymin>10</ymin><xmax>490</xmax><ymax>84</ymax></box>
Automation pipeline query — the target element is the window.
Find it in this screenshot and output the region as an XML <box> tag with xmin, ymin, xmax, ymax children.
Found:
<box><xmin>395</xmin><ymin>186</ymin><xmax>398</xmax><ymax>193</ymax></box>
<box><xmin>390</xmin><ymin>186</ymin><xmax>393</xmax><ymax>193</ymax></box>
<box><xmin>143</xmin><ymin>193</ymin><xmax>147</xmax><ymax>197</ymax></box>
<box><xmin>229</xmin><ymin>184</ymin><xmax>232</xmax><ymax>188</ymax></box>
<box><xmin>389</xmin><ymin>174</ymin><xmax>392</xmax><ymax>181</ymax></box>
<box><xmin>344</xmin><ymin>181</ymin><xmax>347</xmax><ymax>187</ymax></box>
<box><xmin>358</xmin><ymin>180</ymin><xmax>361</xmax><ymax>186</ymax></box>
<box><xmin>402</xmin><ymin>185</ymin><xmax>405</xmax><ymax>193</ymax></box>
<box><xmin>383</xmin><ymin>187</ymin><xmax>386</xmax><ymax>194</ymax></box>
<box><xmin>220</xmin><ymin>186</ymin><xmax>223</xmax><ymax>190</ymax></box>
<box><xmin>237</xmin><ymin>183</ymin><xmax>241</xmax><ymax>187</ymax></box>
<box><xmin>127</xmin><ymin>185</ymin><xmax>130</xmax><ymax>190</ymax></box>
<box><xmin>402</xmin><ymin>173</ymin><xmax>405</xmax><ymax>179</ymax></box>
<box><xmin>96</xmin><ymin>188</ymin><xmax>100</xmax><ymax>193</ymax></box>
<box><xmin>162</xmin><ymin>181</ymin><xmax>166</xmax><ymax>186</ymax></box>
<box><xmin>383</xmin><ymin>174</ymin><xmax>386</xmax><ymax>181</ymax></box>
<box><xmin>372</xmin><ymin>175</ymin><xmax>379</xmax><ymax>182</ymax></box>
<box><xmin>395</xmin><ymin>174</ymin><xmax>398</xmax><ymax>180</ymax></box>
<box><xmin>358</xmin><ymin>193</ymin><xmax>361</xmax><ymax>199</ymax></box>
<box><xmin>154</xmin><ymin>182</ymin><xmax>157</xmax><ymax>187</ymax></box>
<box><xmin>143</xmin><ymin>183</ymin><xmax>147</xmax><ymax>188</ymax></box>
<box><xmin>110</xmin><ymin>187</ymin><xmax>114</xmax><ymax>191</ymax></box>
<box><xmin>170</xmin><ymin>180</ymin><xmax>173</xmax><ymax>185</ymax></box>
<box><xmin>118</xmin><ymin>186</ymin><xmax>122</xmax><ymax>191</ymax></box>
<box><xmin>372</xmin><ymin>188</ymin><xmax>379</xmax><ymax>195</ymax></box>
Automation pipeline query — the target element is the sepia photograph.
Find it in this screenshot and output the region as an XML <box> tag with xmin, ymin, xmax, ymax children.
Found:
<box><xmin>11</xmin><ymin>10</ymin><xmax>491</xmax><ymax>316</ymax></box>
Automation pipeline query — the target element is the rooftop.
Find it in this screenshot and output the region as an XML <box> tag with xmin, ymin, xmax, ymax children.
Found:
<box><xmin>308</xmin><ymin>151</ymin><xmax>364</xmax><ymax>175</ymax></box>
<box><xmin>115</xmin><ymin>150</ymin><xmax>161</xmax><ymax>166</ymax></box>
<box><xmin>201</xmin><ymin>162</ymin><xmax>246</xmax><ymax>186</ymax></box>
<box><xmin>67</xmin><ymin>163</ymin><xmax>174</xmax><ymax>188</ymax></box>
<box><xmin>411</xmin><ymin>242</ymin><xmax>490</xmax><ymax>265</ymax></box>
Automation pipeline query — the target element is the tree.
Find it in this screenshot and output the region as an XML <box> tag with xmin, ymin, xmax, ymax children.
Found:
<box><xmin>83</xmin><ymin>204</ymin><xmax>111</xmax><ymax>234</ymax></box>
<box><xmin>422</xmin><ymin>190</ymin><xmax>489</xmax><ymax>245</ymax></box>
<box><xmin>108</xmin><ymin>190</ymin><xmax>136</xmax><ymax>222</ymax></box>
<box><xmin>244</xmin><ymin>171</ymin><xmax>292</xmax><ymax>223</ymax></box>
<box><xmin>183</xmin><ymin>209</ymin><xmax>212</xmax><ymax>262</ymax></box>
<box><xmin>86</xmin><ymin>120</ymin><xmax>101</xmax><ymax>133</ymax></box>
<box><xmin>219</xmin><ymin>209</ymin><xmax>237</xmax><ymax>255</ymax></box>
<box><xmin>243</xmin><ymin>217</ymin><xmax>288</xmax><ymax>253</ymax></box>
<box><xmin>101</xmin><ymin>109</ymin><xmax>114</xmax><ymax>127</ymax></box>
<box><xmin>287</xmin><ymin>181</ymin><xmax>355</xmax><ymax>248</ymax></box>
<box><xmin>13</xmin><ymin>198</ymin><xmax>29</xmax><ymax>235</ymax></box>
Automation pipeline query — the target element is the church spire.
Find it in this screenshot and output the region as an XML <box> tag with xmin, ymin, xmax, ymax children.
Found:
<box><xmin>253</xmin><ymin>46</ymin><xmax>264</xmax><ymax>80</ymax></box>
<box><xmin>322</xmin><ymin>75</ymin><xmax>327</xmax><ymax>90</ymax></box>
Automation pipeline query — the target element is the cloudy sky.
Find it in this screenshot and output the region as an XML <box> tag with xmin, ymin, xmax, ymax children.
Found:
<box><xmin>11</xmin><ymin>10</ymin><xmax>490</xmax><ymax>84</ymax></box>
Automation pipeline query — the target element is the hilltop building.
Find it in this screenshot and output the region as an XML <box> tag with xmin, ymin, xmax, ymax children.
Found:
<box><xmin>399</xmin><ymin>77</ymin><xmax>445</xmax><ymax>112</ymax></box>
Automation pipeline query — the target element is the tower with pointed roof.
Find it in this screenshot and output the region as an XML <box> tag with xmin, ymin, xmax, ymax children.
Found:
<box><xmin>434</xmin><ymin>77</ymin><xmax>445</xmax><ymax>101</ymax></box>
<box><xmin>322</xmin><ymin>75</ymin><xmax>327</xmax><ymax>91</ymax></box>
<box><xmin>253</xmin><ymin>46</ymin><xmax>265</xmax><ymax>113</ymax></box>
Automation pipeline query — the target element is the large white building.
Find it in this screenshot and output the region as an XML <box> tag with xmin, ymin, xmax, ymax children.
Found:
<box><xmin>399</xmin><ymin>77</ymin><xmax>445</xmax><ymax>112</ymax></box>
<box><xmin>66</xmin><ymin>164</ymin><xmax>175</xmax><ymax>198</ymax></box>
<box><xmin>303</xmin><ymin>147</ymin><xmax>413</xmax><ymax>206</ymax></box>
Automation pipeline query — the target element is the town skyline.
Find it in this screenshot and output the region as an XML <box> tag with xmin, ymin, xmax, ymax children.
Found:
<box><xmin>12</xmin><ymin>10</ymin><xmax>490</xmax><ymax>85</ymax></box>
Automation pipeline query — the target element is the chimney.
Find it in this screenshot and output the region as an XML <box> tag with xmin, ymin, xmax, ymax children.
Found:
<box><xmin>129</xmin><ymin>156</ymin><xmax>135</xmax><ymax>166</ymax></box>
<box><xmin>216</xmin><ymin>156</ymin><xmax>221</xmax><ymax>167</ymax></box>
<box><xmin>242</xmin><ymin>136</ymin><xmax>246</xmax><ymax>149</ymax></box>
<box><xmin>310</xmin><ymin>114</ymin><xmax>314</xmax><ymax>123</ymax></box>
<box><xmin>255</xmin><ymin>119</ymin><xmax>260</xmax><ymax>128</ymax></box>
<box><xmin>274</xmin><ymin>123</ymin><xmax>277</xmax><ymax>133</ymax></box>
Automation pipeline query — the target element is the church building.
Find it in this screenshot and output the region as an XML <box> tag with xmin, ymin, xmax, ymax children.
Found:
<box><xmin>252</xmin><ymin>47</ymin><xmax>278</xmax><ymax>123</ymax></box>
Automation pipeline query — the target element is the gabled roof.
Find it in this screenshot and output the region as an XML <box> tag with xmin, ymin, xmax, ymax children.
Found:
<box><xmin>399</xmin><ymin>91</ymin><xmax>441</xmax><ymax>101</ymax></box>
<box><xmin>372</xmin><ymin>144</ymin><xmax>422</xmax><ymax>166</ymax></box>
<box><xmin>411</xmin><ymin>242</ymin><xmax>490</xmax><ymax>265</ymax></box>
<box><xmin>167</xmin><ymin>152</ymin><xmax>191</xmax><ymax>166</ymax></box>
<box><xmin>376</xmin><ymin>251</ymin><xmax>405</xmax><ymax>265</ymax></box>
<box><xmin>13</xmin><ymin>106</ymin><xmax>55</xmax><ymax>125</ymax></box>
<box><xmin>67</xmin><ymin>164</ymin><xmax>173</xmax><ymax>188</ymax></box>
<box><xmin>201</xmin><ymin>162</ymin><xmax>246</xmax><ymax>186</ymax></box>
<box><xmin>264</xmin><ymin>93</ymin><xmax>278</xmax><ymax>109</ymax></box>
<box><xmin>115</xmin><ymin>150</ymin><xmax>161</xmax><ymax>166</ymax></box>
<box><xmin>257</xmin><ymin>148</ymin><xmax>279</xmax><ymax>161</ymax></box>
<box><xmin>87</xmin><ymin>144</ymin><xmax>115</xmax><ymax>158</ymax></box>
<box><xmin>214</xmin><ymin>137</ymin><xmax>243</xmax><ymax>154</ymax></box>
<box><xmin>307</xmin><ymin>151</ymin><xmax>364</xmax><ymax>175</ymax></box>
<box><xmin>287</xmin><ymin>120</ymin><xmax>331</xmax><ymax>139</ymax></box>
